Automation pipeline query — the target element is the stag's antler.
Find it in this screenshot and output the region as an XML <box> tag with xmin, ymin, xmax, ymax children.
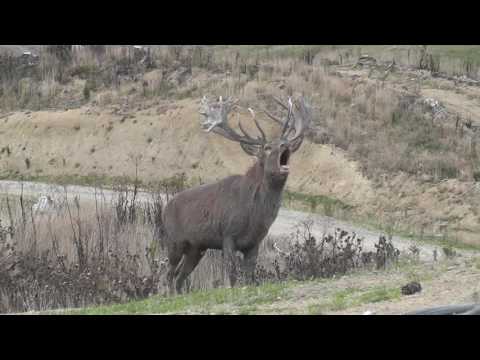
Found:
<box><xmin>199</xmin><ymin>94</ymin><xmax>311</xmax><ymax>154</ymax></box>
<box><xmin>263</xmin><ymin>95</ymin><xmax>311</xmax><ymax>151</ymax></box>
<box><xmin>199</xmin><ymin>96</ymin><xmax>267</xmax><ymax>147</ymax></box>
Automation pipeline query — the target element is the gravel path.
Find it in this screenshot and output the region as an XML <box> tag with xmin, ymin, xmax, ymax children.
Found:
<box><xmin>0</xmin><ymin>180</ymin><xmax>461</xmax><ymax>261</ymax></box>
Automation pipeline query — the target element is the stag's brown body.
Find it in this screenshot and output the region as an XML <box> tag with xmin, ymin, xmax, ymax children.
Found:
<box><xmin>164</xmin><ymin>163</ymin><xmax>283</xmax><ymax>253</ymax></box>
<box><xmin>163</xmin><ymin>95</ymin><xmax>310</xmax><ymax>294</ymax></box>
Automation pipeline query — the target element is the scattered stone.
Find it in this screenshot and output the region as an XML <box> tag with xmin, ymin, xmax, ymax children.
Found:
<box><xmin>420</xmin><ymin>174</ymin><xmax>433</xmax><ymax>183</ymax></box>
<box><xmin>166</xmin><ymin>66</ymin><xmax>192</xmax><ymax>87</ymax></box>
<box><xmin>423</xmin><ymin>97</ymin><xmax>448</xmax><ymax>120</ymax></box>
<box><xmin>423</xmin><ymin>97</ymin><xmax>440</xmax><ymax>109</ymax></box>
<box><xmin>356</xmin><ymin>55</ymin><xmax>377</xmax><ymax>67</ymax></box>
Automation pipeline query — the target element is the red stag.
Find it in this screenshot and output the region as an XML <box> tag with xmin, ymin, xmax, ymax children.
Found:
<box><xmin>163</xmin><ymin>95</ymin><xmax>311</xmax><ymax>294</ymax></box>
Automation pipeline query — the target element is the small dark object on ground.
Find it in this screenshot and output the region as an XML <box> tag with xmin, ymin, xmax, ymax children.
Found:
<box><xmin>442</xmin><ymin>246</ymin><xmax>456</xmax><ymax>258</ymax></box>
<box><xmin>401</xmin><ymin>281</ymin><xmax>422</xmax><ymax>295</ymax></box>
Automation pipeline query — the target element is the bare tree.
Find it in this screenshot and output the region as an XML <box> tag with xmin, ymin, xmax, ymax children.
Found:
<box><xmin>162</xmin><ymin>95</ymin><xmax>311</xmax><ymax>294</ymax></box>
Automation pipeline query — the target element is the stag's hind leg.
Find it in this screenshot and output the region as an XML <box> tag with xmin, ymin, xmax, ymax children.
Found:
<box><xmin>241</xmin><ymin>244</ymin><xmax>259</xmax><ymax>285</ymax></box>
<box><xmin>167</xmin><ymin>244</ymin><xmax>183</xmax><ymax>296</ymax></box>
<box><xmin>223</xmin><ymin>237</ymin><xmax>238</xmax><ymax>288</ymax></box>
<box><xmin>175</xmin><ymin>247</ymin><xmax>204</xmax><ymax>294</ymax></box>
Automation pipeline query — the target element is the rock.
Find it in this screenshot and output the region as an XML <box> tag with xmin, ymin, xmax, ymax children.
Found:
<box><xmin>420</xmin><ymin>174</ymin><xmax>433</xmax><ymax>183</ymax></box>
<box><xmin>167</xmin><ymin>66</ymin><xmax>192</xmax><ymax>87</ymax></box>
<box><xmin>309</xmin><ymin>127</ymin><xmax>330</xmax><ymax>144</ymax></box>
<box><xmin>401</xmin><ymin>281</ymin><xmax>422</xmax><ymax>295</ymax></box>
<box><xmin>356</xmin><ymin>55</ymin><xmax>377</xmax><ymax>67</ymax></box>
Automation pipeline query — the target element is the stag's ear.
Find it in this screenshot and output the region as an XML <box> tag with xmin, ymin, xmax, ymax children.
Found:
<box><xmin>240</xmin><ymin>142</ymin><xmax>262</xmax><ymax>157</ymax></box>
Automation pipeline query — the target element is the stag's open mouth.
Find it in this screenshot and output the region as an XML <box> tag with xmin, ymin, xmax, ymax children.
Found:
<box><xmin>279</xmin><ymin>148</ymin><xmax>290</xmax><ymax>174</ymax></box>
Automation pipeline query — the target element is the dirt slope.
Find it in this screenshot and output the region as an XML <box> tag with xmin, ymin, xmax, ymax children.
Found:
<box><xmin>0</xmin><ymin>98</ymin><xmax>374</xmax><ymax>207</ymax></box>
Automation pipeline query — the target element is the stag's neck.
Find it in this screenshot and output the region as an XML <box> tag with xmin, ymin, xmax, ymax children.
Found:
<box><xmin>245</xmin><ymin>161</ymin><xmax>286</xmax><ymax>205</ymax></box>
<box><xmin>245</xmin><ymin>161</ymin><xmax>264</xmax><ymax>184</ymax></box>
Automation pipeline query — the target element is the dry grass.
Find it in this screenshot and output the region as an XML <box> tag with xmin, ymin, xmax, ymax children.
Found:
<box><xmin>0</xmin><ymin>179</ymin><xmax>402</xmax><ymax>314</ymax></box>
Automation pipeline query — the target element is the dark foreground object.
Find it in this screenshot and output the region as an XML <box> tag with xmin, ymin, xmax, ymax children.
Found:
<box><xmin>405</xmin><ymin>303</ymin><xmax>480</xmax><ymax>315</ymax></box>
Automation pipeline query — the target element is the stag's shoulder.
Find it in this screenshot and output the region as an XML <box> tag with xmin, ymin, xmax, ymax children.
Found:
<box><xmin>168</xmin><ymin>174</ymin><xmax>246</xmax><ymax>204</ymax></box>
<box><xmin>172</xmin><ymin>175</ymin><xmax>239</xmax><ymax>197</ymax></box>
<box><xmin>193</xmin><ymin>174</ymin><xmax>245</xmax><ymax>189</ymax></box>
<box><xmin>219</xmin><ymin>174</ymin><xmax>244</xmax><ymax>185</ymax></box>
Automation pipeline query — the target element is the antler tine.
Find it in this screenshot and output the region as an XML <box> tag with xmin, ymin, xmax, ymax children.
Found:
<box><xmin>265</xmin><ymin>95</ymin><xmax>295</xmax><ymax>139</ymax></box>
<box><xmin>262</xmin><ymin>108</ymin><xmax>284</xmax><ymax>126</ymax></box>
<box><xmin>272</xmin><ymin>95</ymin><xmax>290</xmax><ymax>111</ymax></box>
<box><xmin>223</xmin><ymin>96</ymin><xmax>239</xmax><ymax>113</ymax></box>
<box><xmin>248</xmin><ymin>108</ymin><xmax>267</xmax><ymax>143</ymax></box>
<box><xmin>214</xmin><ymin>121</ymin><xmax>261</xmax><ymax>146</ymax></box>
<box><xmin>288</xmin><ymin>97</ymin><xmax>311</xmax><ymax>142</ymax></box>
<box><xmin>262</xmin><ymin>96</ymin><xmax>296</xmax><ymax>139</ymax></box>
<box><xmin>210</xmin><ymin>126</ymin><xmax>246</xmax><ymax>143</ymax></box>
<box><xmin>238</xmin><ymin>119</ymin><xmax>259</xmax><ymax>143</ymax></box>
<box><xmin>280</xmin><ymin>97</ymin><xmax>294</xmax><ymax>138</ymax></box>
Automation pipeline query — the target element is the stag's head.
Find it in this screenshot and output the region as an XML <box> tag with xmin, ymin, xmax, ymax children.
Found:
<box><xmin>199</xmin><ymin>95</ymin><xmax>311</xmax><ymax>185</ymax></box>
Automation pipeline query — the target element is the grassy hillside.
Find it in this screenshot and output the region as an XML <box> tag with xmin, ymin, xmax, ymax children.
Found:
<box><xmin>48</xmin><ymin>254</ymin><xmax>480</xmax><ymax>315</ymax></box>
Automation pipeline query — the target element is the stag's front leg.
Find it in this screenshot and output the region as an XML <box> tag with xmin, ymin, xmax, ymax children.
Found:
<box><xmin>223</xmin><ymin>237</ymin><xmax>238</xmax><ymax>288</ymax></box>
<box><xmin>175</xmin><ymin>247</ymin><xmax>204</xmax><ymax>294</ymax></box>
<box><xmin>241</xmin><ymin>244</ymin><xmax>259</xmax><ymax>286</ymax></box>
